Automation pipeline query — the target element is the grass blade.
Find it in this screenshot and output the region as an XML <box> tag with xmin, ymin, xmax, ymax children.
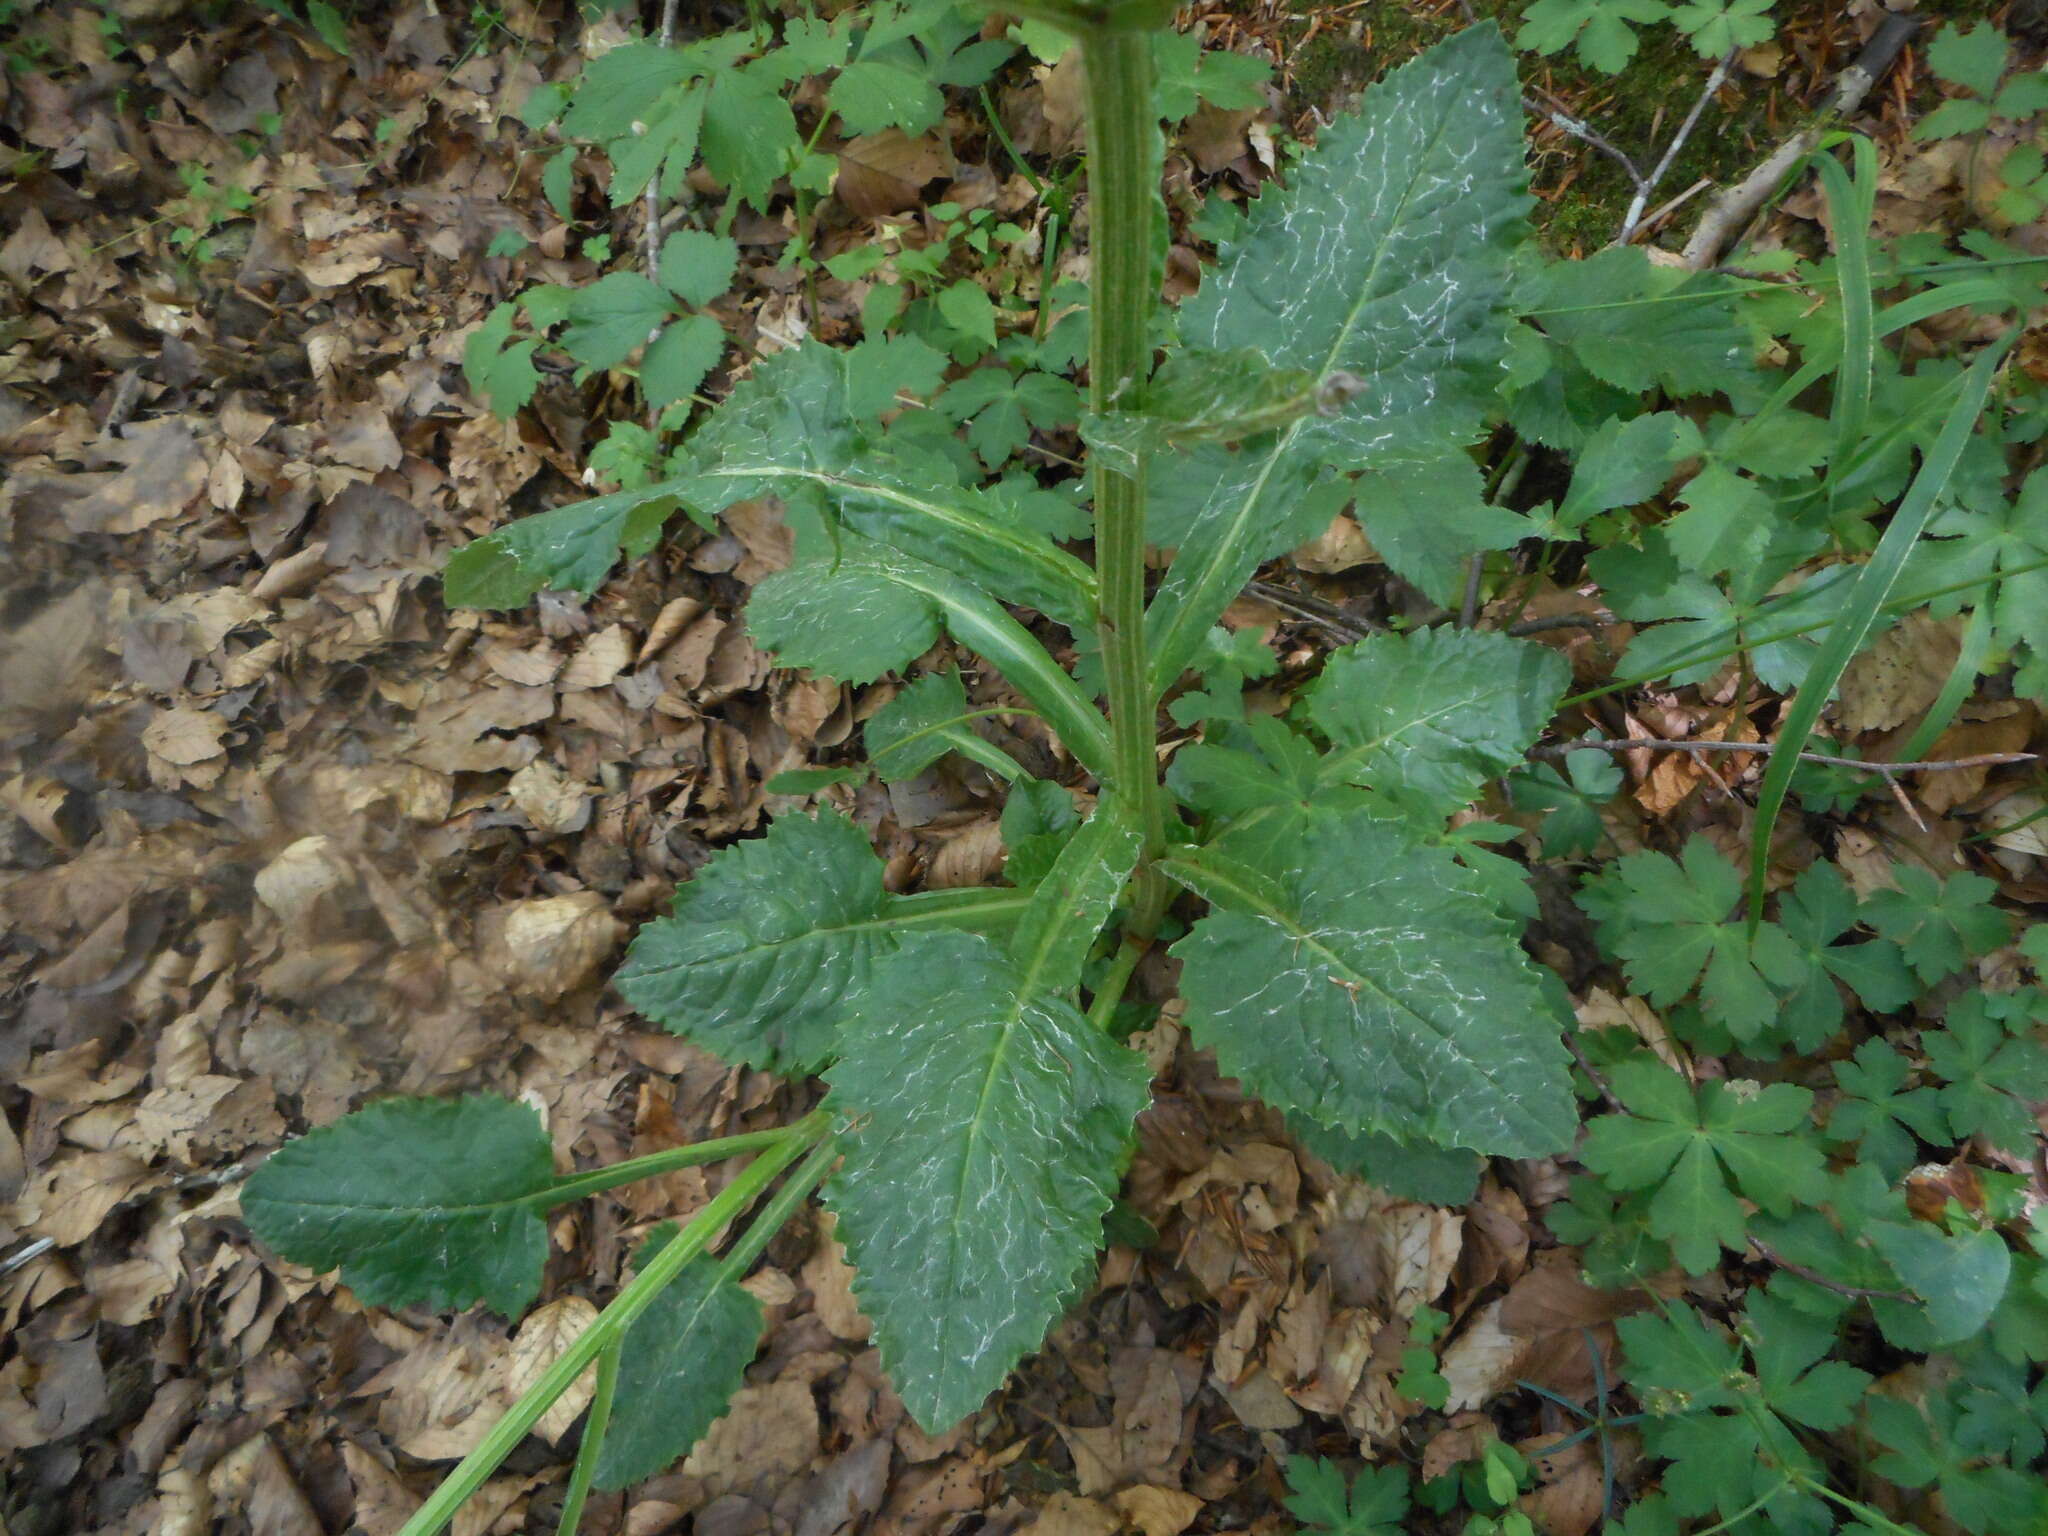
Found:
<box><xmin>1745</xmin><ymin>334</ymin><xmax>2016</xmax><ymax>930</ymax></box>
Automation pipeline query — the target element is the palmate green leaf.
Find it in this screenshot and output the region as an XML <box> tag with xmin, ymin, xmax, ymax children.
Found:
<box><xmin>242</xmin><ymin>1095</ymin><xmax>555</xmax><ymax>1317</ymax></box>
<box><xmin>616</xmin><ymin>809</ymin><xmax>964</xmax><ymax>1073</ymax></box>
<box><xmin>1514</xmin><ymin>0</ymin><xmax>1672</xmax><ymax>75</ymax></box>
<box><xmin>1147</xmin><ymin>25</ymin><xmax>1529</xmax><ymax>691</ymax></box>
<box><xmin>1305</xmin><ymin>628</ymin><xmax>1570</xmax><ymax>823</ymax></box>
<box><xmin>596</xmin><ymin>1234</ymin><xmax>763</xmax><ymax>1490</ymax></box>
<box><xmin>1579</xmin><ymin>1061</ymin><xmax>1826</xmax><ymax>1274</ymax></box>
<box><xmin>1164</xmin><ymin>814</ymin><xmax>1575</xmax><ymax>1158</ymax></box>
<box><xmin>825</xmin><ymin>931</ymin><xmax>1150</xmax><ymax>1429</ymax></box>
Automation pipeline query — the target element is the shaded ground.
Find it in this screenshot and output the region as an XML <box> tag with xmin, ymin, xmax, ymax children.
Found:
<box><xmin>0</xmin><ymin>2</ymin><xmax>2040</xmax><ymax>1533</ymax></box>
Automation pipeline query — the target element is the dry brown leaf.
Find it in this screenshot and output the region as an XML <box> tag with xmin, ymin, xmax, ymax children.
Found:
<box><xmin>837</xmin><ymin>130</ymin><xmax>953</xmax><ymax>217</ymax></box>
<box><xmin>1111</xmin><ymin>1485</ymin><xmax>1205</xmax><ymax>1536</ymax></box>
<box><xmin>1837</xmin><ymin>611</ymin><xmax>1962</xmax><ymax>733</ymax></box>
<box><xmin>504</xmin><ymin>1296</ymin><xmax>601</xmax><ymax>1444</ymax></box>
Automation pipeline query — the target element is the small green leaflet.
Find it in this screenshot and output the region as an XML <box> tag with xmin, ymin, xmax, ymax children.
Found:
<box><xmin>867</xmin><ymin>671</ymin><xmax>1006</xmax><ymax>783</ymax></box>
<box><xmin>1283</xmin><ymin>1456</ymin><xmax>1409</xmax><ymax>1536</ymax></box>
<box><xmin>1515</xmin><ymin>0</ymin><xmax>1673</xmax><ymax>76</ymax></box>
<box><xmin>1922</xmin><ymin>990</ymin><xmax>2048</xmax><ymax>1155</ymax></box>
<box><xmin>242</xmin><ymin>1095</ymin><xmax>556</xmax><ymax>1317</ymax></box>
<box><xmin>1001</xmin><ymin>776</ymin><xmax>1082</xmax><ymax>888</ymax></box>
<box><xmin>1166</xmin><ymin>815</ymin><xmax>1576</xmax><ymax>1158</ymax></box>
<box><xmin>595</xmin><ymin>1234</ymin><xmax>763</xmax><ymax>1489</ymax></box>
<box><xmin>824</xmin><ymin>931</ymin><xmax>1150</xmax><ymax>1429</ymax></box>
<box><xmin>1579</xmin><ymin>1061</ymin><xmax>1826</xmax><ymax>1274</ymax></box>
<box><xmin>617</xmin><ymin>809</ymin><xmax>928</xmax><ymax>1073</ymax></box>
<box><xmin>464</xmin><ymin>301</ymin><xmax>541</xmax><ymax>416</ymax></box>
<box><xmin>1861</xmin><ymin>865</ymin><xmax>2008</xmax><ymax>983</ymax></box>
<box><xmin>1824</xmin><ymin>1038</ymin><xmax>1948</xmax><ymax>1177</ymax></box>
<box><xmin>1576</xmin><ymin>838</ymin><xmax>1804</xmax><ymax>1042</ymax></box>
<box><xmin>1927</xmin><ymin>20</ymin><xmax>2009</xmax><ymax>98</ymax></box>
<box><xmin>1351</xmin><ymin>455</ymin><xmax>1530</xmax><ymax>609</ymax></box>
<box><xmin>641</xmin><ymin>314</ymin><xmax>726</xmax><ymax>410</ymax></box>
<box><xmin>558</xmin><ymin>272</ymin><xmax>677</xmax><ymax>372</ymax></box>
<box><xmin>657</xmin><ymin>230</ymin><xmax>740</xmax><ymax>309</ymax></box>
<box><xmin>1620</xmin><ymin>1291</ymin><xmax>1869</xmax><ymax>1524</ymax></box>
<box><xmin>1869</xmin><ymin>1221</ymin><xmax>2011</xmax><ymax>1351</ymax></box>
<box><xmin>1669</xmin><ymin>0</ymin><xmax>1774</xmax><ymax>59</ymax></box>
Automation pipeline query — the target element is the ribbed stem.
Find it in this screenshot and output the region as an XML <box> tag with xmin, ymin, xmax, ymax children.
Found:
<box><xmin>1080</xmin><ymin>26</ymin><xmax>1166</xmax><ymax>904</ymax></box>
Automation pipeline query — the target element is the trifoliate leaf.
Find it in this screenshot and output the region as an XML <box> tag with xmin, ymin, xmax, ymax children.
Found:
<box><xmin>616</xmin><ymin>809</ymin><xmax>930</xmax><ymax>1073</ymax></box>
<box><xmin>1825</xmin><ymin>1038</ymin><xmax>1948</xmax><ymax>1177</ymax></box>
<box><xmin>242</xmin><ymin>1095</ymin><xmax>556</xmax><ymax>1317</ymax></box>
<box><xmin>1283</xmin><ymin>1456</ymin><xmax>1409</xmax><ymax>1536</ymax></box>
<box><xmin>464</xmin><ymin>299</ymin><xmax>538</xmax><ymax>413</ymax></box>
<box><xmin>1305</xmin><ymin>628</ymin><xmax>1570</xmax><ymax>823</ymax></box>
<box><xmin>825</xmin><ymin>932</ymin><xmax>1150</xmax><ymax>1429</ymax></box>
<box><xmin>1166</xmin><ymin>814</ymin><xmax>1576</xmax><ymax>1158</ymax></box>
<box><xmin>1772</xmin><ymin>861</ymin><xmax>1917</xmax><ymax>1051</ymax></box>
<box><xmin>657</xmin><ymin>229</ymin><xmax>741</xmax><ymax>309</ymax></box>
<box><xmin>1152</xmin><ymin>29</ymin><xmax>1271</xmax><ymax>120</ymax></box>
<box><xmin>596</xmin><ymin>1237</ymin><xmax>763</xmax><ymax>1489</ymax></box>
<box><xmin>1923</xmin><ymin>991</ymin><xmax>2048</xmax><ymax>1155</ymax></box>
<box><xmin>1580</xmin><ymin>1062</ymin><xmax>1826</xmax><ymax>1273</ymax></box>
<box><xmin>1669</xmin><ymin>0</ymin><xmax>1774</xmax><ymax>58</ymax></box>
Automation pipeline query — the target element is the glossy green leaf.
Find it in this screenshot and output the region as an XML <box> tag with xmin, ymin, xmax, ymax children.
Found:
<box><xmin>242</xmin><ymin>1095</ymin><xmax>555</xmax><ymax>1317</ymax></box>
<box><xmin>825</xmin><ymin>931</ymin><xmax>1150</xmax><ymax>1429</ymax></box>
<box><xmin>1164</xmin><ymin>815</ymin><xmax>1576</xmax><ymax>1158</ymax></box>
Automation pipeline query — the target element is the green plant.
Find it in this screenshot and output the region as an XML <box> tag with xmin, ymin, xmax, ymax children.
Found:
<box><xmin>253</xmin><ymin>13</ymin><xmax>1583</xmax><ymax>1529</ymax></box>
<box><xmin>236</xmin><ymin>5</ymin><xmax>2048</xmax><ymax>1535</ymax></box>
<box><xmin>163</xmin><ymin>163</ymin><xmax>258</xmax><ymax>264</ymax></box>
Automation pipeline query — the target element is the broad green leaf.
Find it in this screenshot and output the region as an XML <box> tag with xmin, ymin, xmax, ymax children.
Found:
<box><xmin>1552</xmin><ymin>412</ymin><xmax>1703</xmax><ymax>532</ymax></box>
<box><xmin>242</xmin><ymin>1095</ymin><xmax>555</xmax><ymax>1317</ymax></box>
<box><xmin>829</xmin><ymin>59</ymin><xmax>942</xmax><ymax>136</ymax></box>
<box><xmin>935</xmin><ymin>279</ymin><xmax>998</xmax><ymax>349</ymax></box>
<box><xmin>1283</xmin><ymin>1457</ymin><xmax>1410</xmax><ymax>1536</ymax></box>
<box><xmin>559</xmin><ymin>272</ymin><xmax>677</xmax><ymax>371</ymax></box>
<box><xmin>607</xmin><ymin>88</ymin><xmax>705</xmax><ymax>207</ymax></box>
<box><xmin>1148</xmin><ymin>26</ymin><xmax>1529</xmax><ymax>691</ymax></box>
<box><xmin>596</xmin><ymin>1237</ymin><xmax>763</xmax><ymax>1489</ymax></box>
<box><xmin>1165</xmin><ymin>815</ymin><xmax>1576</xmax><ymax>1158</ymax></box>
<box><xmin>658</xmin><ymin>230</ymin><xmax>741</xmax><ymax>308</ymax></box>
<box><xmin>825</xmin><ymin>931</ymin><xmax>1150</xmax><ymax>1429</ymax></box>
<box><xmin>616</xmin><ymin>809</ymin><xmax>939</xmax><ymax>1073</ymax></box>
<box><xmin>1305</xmin><ymin>628</ymin><xmax>1570</xmax><ymax>821</ymax></box>
<box><xmin>1001</xmin><ymin>776</ymin><xmax>1082</xmax><ymax>888</ymax></box>
<box><xmin>444</xmin><ymin>481</ymin><xmax>694</xmax><ymax>609</ymax></box>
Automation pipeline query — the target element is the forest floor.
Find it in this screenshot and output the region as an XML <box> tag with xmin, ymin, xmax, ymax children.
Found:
<box><xmin>1</xmin><ymin>1</ymin><xmax>2043</xmax><ymax>1534</ymax></box>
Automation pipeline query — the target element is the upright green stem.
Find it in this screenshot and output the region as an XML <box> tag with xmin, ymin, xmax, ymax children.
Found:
<box><xmin>397</xmin><ymin>1117</ymin><xmax>827</xmax><ymax>1536</ymax></box>
<box><xmin>1079</xmin><ymin>24</ymin><xmax>1167</xmax><ymax>923</ymax></box>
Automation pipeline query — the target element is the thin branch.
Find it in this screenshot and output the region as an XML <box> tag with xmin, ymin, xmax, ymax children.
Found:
<box><xmin>1537</xmin><ymin>737</ymin><xmax>2037</xmax><ymax>775</ymax></box>
<box><xmin>1525</xmin><ymin>94</ymin><xmax>1646</xmax><ymax>193</ymax></box>
<box><xmin>1620</xmin><ymin>49</ymin><xmax>1736</xmax><ymax>244</ymax></box>
<box><xmin>1681</xmin><ymin>13</ymin><xmax>1920</xmax><ymax>269</ymax></box>
<box><xmin>1748</xmin><ymin>1238</ymin><xmax>1915</xmax><ymax>1303</ymax></box>
<box><xmin>1243</xmin><ymin>580</ymin><xmax>1373</xmax><ymax>643</ymax></box>
<box><xmin>1507</xmin><ymin>614</ymin><xmax>1609</xmax><ymax>637</ymax></box>
<box><xmin>1564</xmin><ymin>1032</ymin><xmax>1625</xmax><ymax>1115</ymax></box>
<box><xmin>641</xmin><ymin>0</ymin><xmax>683</xmax><ymax>286</ymax></box>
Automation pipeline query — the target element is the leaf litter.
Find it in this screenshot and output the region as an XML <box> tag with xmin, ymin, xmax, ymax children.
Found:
<box><xmin>4</xmin><ymin>0</ymin><xmax>2048</xmax><ymax>1533</ymax></box>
